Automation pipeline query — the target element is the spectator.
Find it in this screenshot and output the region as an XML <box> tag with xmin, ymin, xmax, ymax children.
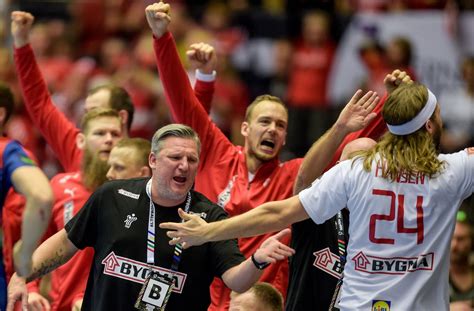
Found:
<box><xmin>229</xmin><ymin>282</ymin><xmax>284</xmax><ymax>311</ymax></box>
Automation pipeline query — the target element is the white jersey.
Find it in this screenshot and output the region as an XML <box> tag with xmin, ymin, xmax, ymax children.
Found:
<box><xmin>299</xmin><ymin>149</ymin><xmax>474</xmax><ymax>311</ymax></box>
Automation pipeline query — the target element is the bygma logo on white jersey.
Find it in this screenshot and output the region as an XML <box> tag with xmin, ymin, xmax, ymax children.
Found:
<box><xmin>353</xmin><ymin>251</ymin><xmax>434</xmax><ymax>275</ymax></box>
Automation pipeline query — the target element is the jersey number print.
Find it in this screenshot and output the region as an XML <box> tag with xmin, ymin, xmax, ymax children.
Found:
<box><xmin>369</xmin><ymin>189</ymin><xmax>424</xmax><ymax>245</ymax></box>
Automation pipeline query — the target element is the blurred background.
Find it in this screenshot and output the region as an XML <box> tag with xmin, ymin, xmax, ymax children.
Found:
<box><xmin>1</xmin><ymin>2</ymin><xmax>474</xmax><ymax>306</ymax></box>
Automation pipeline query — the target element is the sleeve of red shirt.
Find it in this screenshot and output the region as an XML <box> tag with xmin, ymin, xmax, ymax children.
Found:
<box><xmin>14</xmin><ymin>44</ymin><xmax>82</xmax><ymax>172</ymax></box>
<box><xmin>324</xmin><ymin>93</ymin><xmax>388</xmax><ymax>170</ymax></box>
<box><xmin>194</xmin><ymin>79</ymin><xmax>214</xmax><ymax>114</ymax></box>
<box><xmin>153</xmin><ymin>32</ymin><xmax>233</xmax><ymax>168</ymax></box>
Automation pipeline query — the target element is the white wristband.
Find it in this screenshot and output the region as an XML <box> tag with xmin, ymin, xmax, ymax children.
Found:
<box><xmin>195</xmin><ymin>69</ymin><xmax>216</xmax><ymax>82</ymax></box>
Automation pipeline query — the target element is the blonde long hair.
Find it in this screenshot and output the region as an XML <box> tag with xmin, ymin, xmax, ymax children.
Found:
<box><xmin>353</xmin><ymin>83</ymin><xmax>445</xmax><ymax>181</ymax></box>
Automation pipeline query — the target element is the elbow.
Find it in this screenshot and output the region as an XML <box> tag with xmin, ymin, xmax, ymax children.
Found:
<box><xmin>28</xmin><ymin>186</ymin><xmax>54</xmax><ymax>212</ymax></box>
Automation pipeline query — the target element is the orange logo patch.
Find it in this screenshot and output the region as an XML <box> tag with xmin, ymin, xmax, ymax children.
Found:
<box><xmin>467</xmin><ymin>147</ymin><xmax>474</xmax><ymax>155</ymax></box>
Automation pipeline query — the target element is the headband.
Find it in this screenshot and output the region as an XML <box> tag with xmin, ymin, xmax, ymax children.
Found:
<box><xmin>387</xmin><ymin>89</ymin><xmax>437</xmax><ymax>136</ymax></box>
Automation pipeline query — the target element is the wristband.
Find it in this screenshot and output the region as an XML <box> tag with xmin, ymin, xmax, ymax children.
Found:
<box><xmin>251</xmin><ymin>253</ymin><xmax>270</xmax><ymax>270</ymax></box>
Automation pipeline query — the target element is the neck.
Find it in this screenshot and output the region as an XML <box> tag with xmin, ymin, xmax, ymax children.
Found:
<box><xmin>245</xmin><ymin>152</ymin><xmax>263</xmax><ymax>175</ymax></box>
<box><xmin>150</xmin><ymin>179</ymin><xmax>187</xmax><ymax>207</ymax></box>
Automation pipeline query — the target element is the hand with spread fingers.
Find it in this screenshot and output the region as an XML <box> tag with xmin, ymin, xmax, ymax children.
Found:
<box><xmin>161</xmin><ymin>208</ymin><xmax>210</xmax><ymax>248</ymax></box>
<box><xmin>145</xmin><ymin>2</ymin><xmax>171</xmax><ymax>39</ymax></box>
<box><xmin>334</xmin><ymin>89</ymin><xmax>379</xmax><ymax>135</ymax></box>
<box><xmin>384</xmin><ymin>69</ymin><xmax>414</xmax><ymax>94</ymax></box>
<box><xmin>186</xmin><ymin>42</ymin><xmax>217</xmax><ymax>74</ymax></box>
<box><xmin>252</xmin><ymin>229</ymin><xmax>295</xmax><ymax>265</ymax></box>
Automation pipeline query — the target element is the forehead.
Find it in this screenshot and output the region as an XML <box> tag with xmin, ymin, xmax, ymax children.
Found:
<box><xmin>159</xmin><ymin>136</ymin><xmax>198</xmax><ymax>153</ymax></box>
<box><xmin>250</xmin><ymin>100</ymin><xmax>288</xmax><ymax>121</ymax></box>
<box><xmin>109</xmin><ymin>146</ymin><xmax>137</xmax><ymax>162</ymax></box>
<box><xmin>85</xmin><ymin>89</ymin><xmax>111</xmax><ymax>109</ymax></box>
<box><xmin>86</xmin><ymin>116</ymin><xmax>121</xmax><ymax>132</ymax></box>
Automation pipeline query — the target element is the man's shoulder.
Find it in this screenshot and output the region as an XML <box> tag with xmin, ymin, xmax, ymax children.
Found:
<box><xmin>101</xmin><ymin>177</ymin><xmax>148</xmax><ymax>194</ymax></box>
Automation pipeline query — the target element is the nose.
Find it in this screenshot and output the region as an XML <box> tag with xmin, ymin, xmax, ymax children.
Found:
<box><xmin>105</xmin><ymin>132</ymin><xmax>114</xmax><ymax>144</ymax></box>
<box><xmin>178</xmin><ymin>158</ymin><xmax>189</xmax><ymax>171</ymax></box>
<box><xmin>268</xmin><ymin>122</ymin><xmax>277</xmax><ymax>132</ymax></box>
<box><xmin>106</xmin><ymin>167</ymin><xmax>114</xmax><ymax>180</ymax></box>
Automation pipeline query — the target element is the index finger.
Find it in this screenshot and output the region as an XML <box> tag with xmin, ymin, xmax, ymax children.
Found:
<box><xmin>272</xmin><ymin>228</ymin><xmax>291</xmax><ymax>241</ymax></box>
<box><xmin>159</xmin><ymin>222</ymin><xmax>182</xmax><ymax>230</ymax></box>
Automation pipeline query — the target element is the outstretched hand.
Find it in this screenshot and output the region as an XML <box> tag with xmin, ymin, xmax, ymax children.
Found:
<box><xmin>145</xmin><ymin>2</ymin><xmax>171</xmax><ymax>39</ymax></box>
<box><xmin>186</xmin><ymin>42</ymin><xmax>217</xmax><ymax>74</ymax></box>
<box><xmin>384</xmin><ymin>69</ymin><xmax>413</xmax><ymax>94</ymax></box>
<box><xmin>335</xmin><ymin>90</ymin><xmax>379</xmax><ymax>135</ymax></box>
<box><xmin>253</xmin><ymin>229</ymin><xmax>295</xmax><ymax>264</ymax></box>
<box><xmin>11</xmin><ymin>11</ymin><xmax>34</xmax><ymax>48</ymax></box>
<box><xmin>160</xmin><ymin>208</ymin><xmax>210</xmax><ymax>249</ymax></box>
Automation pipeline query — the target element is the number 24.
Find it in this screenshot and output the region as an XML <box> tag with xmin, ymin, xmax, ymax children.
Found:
<box><xmin>369</xmin><ymin>189</ymin><xmax>424</xmax><ymax>245</ymax></box>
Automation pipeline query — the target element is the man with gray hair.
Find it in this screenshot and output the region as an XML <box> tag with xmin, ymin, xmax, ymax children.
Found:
<box><xmin>7</xmin><ymin>124</ymin><xmax>295</xmax><ymax>311</ymax></box>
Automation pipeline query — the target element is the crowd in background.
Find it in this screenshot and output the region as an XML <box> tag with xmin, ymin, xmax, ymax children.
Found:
<box><xmin>0</xmin><ymin>0</ymin><xmax>474</xmax><ymax>307</ymax></box>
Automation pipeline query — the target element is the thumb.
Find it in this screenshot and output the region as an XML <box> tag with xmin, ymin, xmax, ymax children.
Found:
<box><xmin>273</xmin><ymin>228</ymin><xmax>291</xmax><ymax>241</ymax></box>
<box><xmin>186</xmin><ymin>50</ymin><xmax>196</xmax><ymax>59</ymax></box>
<box><xmin>177</xmin><ymin>208</ymin><xmax>192</xmax><ymax>221</ymax></box>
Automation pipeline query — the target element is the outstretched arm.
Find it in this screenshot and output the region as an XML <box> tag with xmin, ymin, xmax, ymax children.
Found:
<box><xmin>11</xmin><ymin>11</ymin><xmax>82</xmax><ymax>172</ymax></box>
<box><xmin>294</xmin><ymin>69</ymin><xmax>415</xmax><ymax>194</ymax></box>
<box><xmin>11</xmin><ymin>166</ymin><xmax>53</xmax><ymax>278</ymax></box>
<box><xmin>160</xmin><ymin>195</ymin><xmax>308</xmax><ymax>248</ymax></box>
<box><xmin>294</xmin><ymin>90</ymin><xmax>379</xmax><ymax>194</ymax></box>
<box><xmin>222</xmin><ymin>229</ymin><xmax>294</xmax><ymax>292</ymax></box>
<box><xmin>7</xmin><ymin>229</ymin><xmax>78</xmax><ymax>311</ymax></box>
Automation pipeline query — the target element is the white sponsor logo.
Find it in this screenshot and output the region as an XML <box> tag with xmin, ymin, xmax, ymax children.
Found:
<box><xmin>124</xmin><ymin>214</ymin><xmax>138</xmax><ymax>228</ymax></box>
<box><xmin>352</xmin><ymin>251</ymin><xmax>434</xmax><ymax>275</ymax></box>
<box><xmin>101</xmin><ymin>252</ymin><xmax>187</xmax><ymax>293</ymax></box>
<box><xmin>59</xmin><ymin>173</ymin><xmax>80</xmax><ymax>184</ymax></box>
<box><xmin>217</xmin><ymin>175</ymin><xmax>237</xmax><ymax>208</ymax></box>
<box><xmin>118</xmin><ymin>189</ymin><xmax>140</xmax><ymax>200</ymax></box>
<box><xmin>63</xmin><ymin>201</ymin><xmax>74</xmax><ymax>224</ymax></box>
<box><xmin>64</xmin><ymin>188</ymin><xmax>76</xmax><ymax>197</ymax></box>
<box><xmin>188</xmin><ymin>211</ymin><xmax>207</xmax><ymax>219</ymax></box>
<box><xmin>313</xmin><ymin>247</ymin><xmax>342</xmax><ymax>279</ymax></box>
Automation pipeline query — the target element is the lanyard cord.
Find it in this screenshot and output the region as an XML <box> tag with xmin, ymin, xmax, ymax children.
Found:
<box><xmin>145</xmin><ymin>179</ymin><xmax>191</xmax><ymax>271</ymax></box>
<box><xmin>335</xmin><ymin>210</ymin><xmax>346</xmax><ymax>265</ymax></box>
<box><xmin>329</xmin><ymin>210</ymin><xmax>347</xmax><ymax>310</ymax></box>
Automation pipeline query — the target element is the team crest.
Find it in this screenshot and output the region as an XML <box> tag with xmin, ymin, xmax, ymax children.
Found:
<box><xmin>124</xmin><ymin>214</ymin><xmax>138</xmax><ymax>228</ymax></box>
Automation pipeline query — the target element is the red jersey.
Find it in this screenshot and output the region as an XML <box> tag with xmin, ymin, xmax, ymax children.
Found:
<box><xmin>14</xmin><ymin>44</ymin><xmax>215</xmax><ymax>173</ymax></box>
<box><xmin>153</xmin><ymin>32</ymin><xmax>389</xmax><ymax>310</ymax></box>
<box><xmin>27</xmin><ymin>172</ymin><xmax>93</xmax><ymax>311</ymax></box>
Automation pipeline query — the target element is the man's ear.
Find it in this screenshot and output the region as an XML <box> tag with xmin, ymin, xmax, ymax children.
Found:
<box><xmin>0</xmin><ymin>107</ymin><xmax>6</xmax><ymax>127</ymax></box>
<box><xmin>241</xmin><ymin>121</ymin><xmax>249</xmax><ymax>138</ymax></box>
<box><xmin>149</xmin><ymin>152</ymin><xmax>156</xmax><ymax>170</ymax></box>
<box><xmin>425</xmin><ymin>119</ymin><xmax>434</xmax><ymax>135</ymax></box>
<box><xmin>76</xmin><ymin>133</ymin><xmax>86</xmax><ymax>150</ymax></box>
<box><xmin>118</xmin><ymin>109</ymin><xmax>129</xmax><ymax>129</ymax></box>
<box><xmin>140</xmin><ymin>166</ymin><xmax>152</xmax><ymax>177</ymax></box>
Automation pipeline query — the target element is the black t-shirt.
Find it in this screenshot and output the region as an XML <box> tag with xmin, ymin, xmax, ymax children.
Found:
<box><xmin>285</xmin><ymin>210</ymin><xmax>349</xmax><ymax>311</ymax></box>
<box><xmin>65</xmin><ymin>178</ymin><xmax>245</xmax><ymax>311</ymax></box>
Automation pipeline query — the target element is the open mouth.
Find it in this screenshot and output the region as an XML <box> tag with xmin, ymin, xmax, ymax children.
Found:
<box><xmin>260</xmin><ymin>140</ymin><xmax>275</xmax><ymax>151</ymax></box>
<box><xmin>173</xmin><ymin>176</ymin><xmax>187</xmax><ymax>183</ymax></box>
